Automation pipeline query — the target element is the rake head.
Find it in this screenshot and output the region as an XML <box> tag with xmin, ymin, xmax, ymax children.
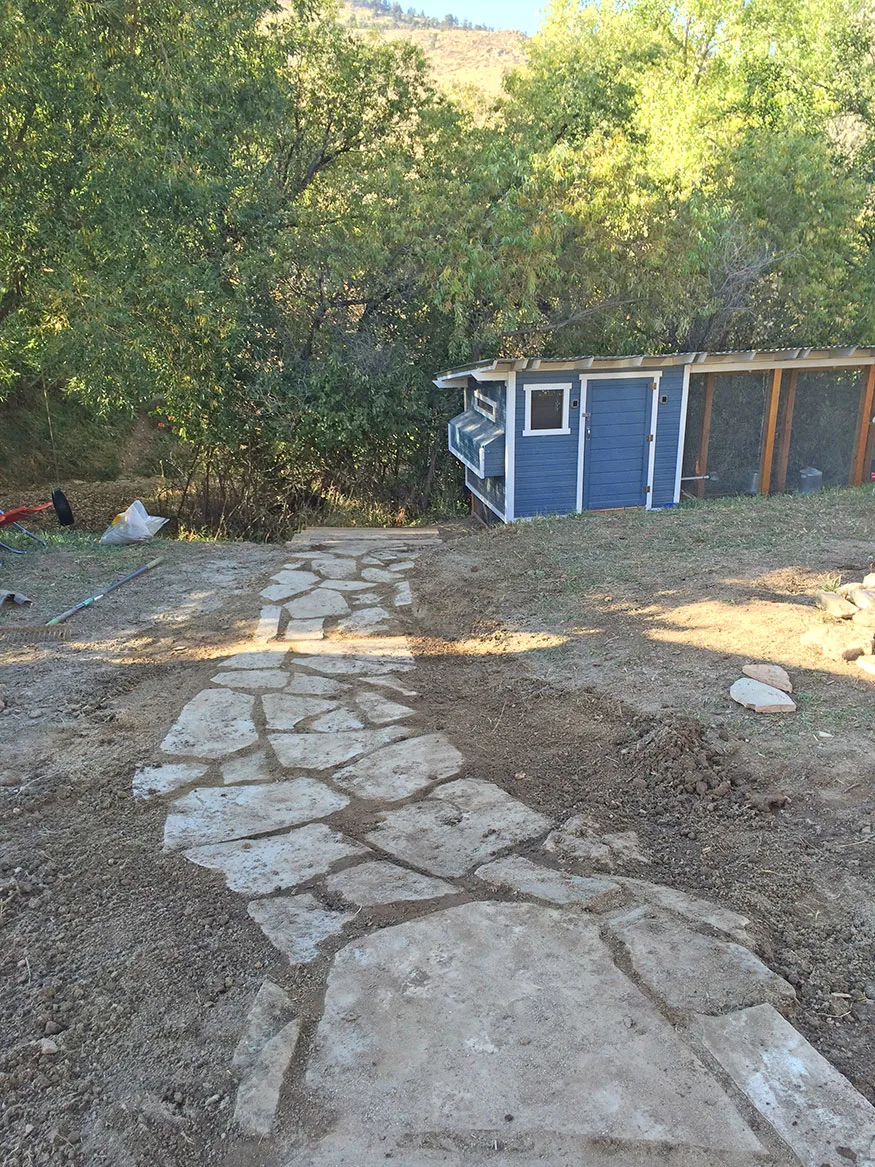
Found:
<box><xmin>0</xmin><ymin>625</ymin><xmax>69</xmax><ymax>643</ymax></box>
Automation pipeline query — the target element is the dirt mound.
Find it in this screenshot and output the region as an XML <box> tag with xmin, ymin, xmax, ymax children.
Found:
<box><xmin>625</xmin><ymin>717</ymin><xmax>742</xmax><ymax>801</ymax></box>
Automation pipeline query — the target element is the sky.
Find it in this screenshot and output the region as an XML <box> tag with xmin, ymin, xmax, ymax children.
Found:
<box><xmin>412</xmin><ymin>0</ymin><xmax>545</xmax><ymax>34</ymax></box>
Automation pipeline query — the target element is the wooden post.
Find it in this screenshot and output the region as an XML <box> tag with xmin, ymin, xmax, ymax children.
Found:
<box><xmin>759</xmin><ymin>368</ymin><xmax>782</xmax><ymax>495</ymax></box>
<box><xmin>774</xmin><ymin>369</ymin><xmax>798</xmax><ymax>493</ymax></box>
<box><xmin>850</xmin><ymin>364</ymin><xmax>875</xmax><ymax>486</ymax></box>
<box><xmin>694</xmin><ymin>373</ymin><xmax>715</xmax><ymax>499</ymax></box>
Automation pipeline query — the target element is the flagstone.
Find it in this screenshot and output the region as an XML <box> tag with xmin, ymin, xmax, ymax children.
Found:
<box><xmin>270</xmin><ymin>568</ymin><xmax>320</xmax><ymax>590</ymax></box>
<box><xmin>288</xmin><ymin>673</ymin><xmax>349</xmax><ymax>697</ymax></box>
<box><xmin>388</xmin><ymin>560</ymin><xmax>414</xmax><ymax>572</ymax></box>
<box><xmin>211</xmin><ymin>669</ymin><xmax>288</xmax><ymax>690</ymax></box>
<box><xmin>254</xmin><ymin>606</ymin><xmax>283</xmax><ymax>642</ymax></box>
<box><xmin>309</xmin><ymin>555</ymin><xmax>360</xmax><ymax>580</ymax></box>
<box><xmin>262</xmin><ymin>693</ymin><xmax>337</xmax><ymax>730</ymax></box>
<box><xmin>219</xmin><ymin>646</ymin><xmax>289</xmax><ymax>669</ymax></box>
<box><xmin>355</xmin><ymin>690</ymin><xmax>414</xmax><ymax>725</ymax></box>
<box><xmin>325</xmin><ymin>861</ymin><xmax>455</xmax><ymax>906</ymax></box>
<box><xmin>475</xmin><ymin>856</ymin><xmax>623</xmax><ymax>911</ymax></box>
<box><xmin>222</xmin><ymin>750</ymin><xmax>276</xmax><ymax>785</ymax></box>
<box><xmin>361</xmin><ymin>567</ymin><xmax>397</xmax><ymax>583</ymax></box>
<box><xmin>334</xmin><ymin>732</ymin><xmax>463</xmax><ymax>801</ymax></box>
<box><xmin>360</xmin><ymin>675</ymin><xmax>418</xmax><ymax>697</ymax></box>
<box><xmin>234</xmin><ymin>1019</ymin><xmax>300</xmax><ymax>1137</ymax></box>
<box><xmin>310</xmin><ymin>708</ymin><xmax>365</xmax><ymax>733</ymax></box>
<box><xmin>337</xmin><ymin>607</ymin><xmax>390</xmax><ymax>634</ymax></box>
<box><xmin>163</xmin><ymin>779</ymin><xmax>347</xmax><ymax>850</ymax></box>
<box><xmin>268</xmin><ymin>727</ymin><xmax>409</xmax><ymax>770</ymax></box>
<box><xmin>133</xmin><ymin>762</ymin><xmax>208</xmax><ymax>800</ymax></box>
<box><xmin>318</xmin><ymin>579</ymin><xmax>373</xmax><ymax>592</ymax></box>
<box><xmin>285</xmin><ymin>589</ymin><xmax>350</xmax><ymax>620</ymax></box>
<box><xmin>394</xmin><ymin>581</ymin><xmax>412</xmax><ymax>607</ymax></box>
<box><xmin>283</xmin><ymin>617</ymin><xmax>325</xmax><ymax>641</ymax></box>
<box><xmin>160</xmin><ymin>689</ymin><xmax>258</xmax><ymax>759</ymax></box>
<box><xmin>184</xmin><ymin>823</ymin><xmax>366</xmax><ymax>895</ymax></box>
<box><xmin>292</xmin><ymin>654</ymin><xmax>414</xmax><ymax>676</ymax></box>
<box><xmin>248</xmin><ymin>894</ymin><xmax>353</xmax><ymax>963</ymax></box>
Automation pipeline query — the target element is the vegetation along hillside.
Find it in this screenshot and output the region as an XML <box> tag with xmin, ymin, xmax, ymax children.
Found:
<box><xmin>3</xmin><ymin>0</ymin><xmax>875</xmax><ymax>535</ymax></box>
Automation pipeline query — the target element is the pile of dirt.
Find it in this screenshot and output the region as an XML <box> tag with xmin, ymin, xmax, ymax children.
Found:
<box><xmin>623</xmin><ymin>716</ymin><xmax>740</xmax><ymax>801</ymax></box>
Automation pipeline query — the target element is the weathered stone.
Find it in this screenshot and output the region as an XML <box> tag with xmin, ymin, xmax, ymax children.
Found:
<box><xmin>282</xmin><ymin>618</ymin><xmax>324</xmax><ymax>641</ymax></box>
<box><xmin>388</xmin><ymin>560</ymin><xmax>414</xmax><ymax>572</ymax></box>
<box><xmin>291</xmin><ymin>635</ymin><xmax>413</xmax><ymax>661</ymax></box>
<box><xmin>864</xmin><ymin>571</ymin><xmax>875</xmax><ymax>589</ymax></box>
<box><xmin>847</xmin><ymin>586</ymin><xmax>875</xmax><ymax>610</ymax></box>
<box><xmin>617</xmin><ymin>878</ymin><xmax>751</xmax><ymax>944</ymax></box>
<box><xmin>310</xmin><ymin>707</ymin><xmax>365</xmax><ymax>733</ymax></box>
<box><xmin>262</xmin><ymin>693</ymin><xmax>337</xmax><ymax>730</ymax></box>
<box><xmin>800</xmin><ymin>624</ymin><xmax>874</xmax><ymax>660</ymax></box>
<box><xmin>694</xmin><ymin>1003</ymin><xmax>875</xmax><ymax>1167</ymax></box>
<box><xmin>605</xmin><ymin>906</ymin><xmax>795</xmax><ymax>1014</ymax></box>
<box><xmin>211</xmin><ymin>669</ymin><xmax>288</xmax><ymax>690</ymax></box>
<box><xmin>361</xmin><ymin>567</ymin><xmax>396</xmax><ymax>584</ymax></box>
<box><xmin>160</xmin><ymin>688</ymin><xmax>258</xmax><ymax>758</ymax></box>
<box><xmin>232</xmin><ymin>980</ymin><xmax>295</xmax><ymax>1074</ymax></box>
<box><xmin>337</xmin><ymin>606</ymin><xmax>390</xmax><ymax>634</ymax></box>
<box><xmin>325</xmin><ymin>861</ymin><xmax>454</xmax><ymax>906</ymax></box>
<box><xmin>261</xmin><ymin>569</ymin><xmax>319</xmax><ymax>601</ymax></box>
<box><xmin>729</xmin><ymin>677</ymin><xmax>796</xmax><ymax>714</ymax></box>
<box><xmin>544</xmin><ymin>816</ymin><xmax>649</xmax><ymax>868</ymax></box>
<box><xmin>334</xmin><ymin>732</ymin><xmax>463</xmax><ymax>801</ymax></box>
<box><xmin>219</xmin><ymin>646</ymin><xmax>289</xmax><ymax>669</ymax></box>
<box><xmin>360</xmin><ymin>675</ymin><xmax>418</xmax><ymax>697</ymax></box>
<box><xmin>184</xmin><ymin>822</ymin><xmax>365</xmax><ymax>894</ymax></box>
<box><xmin>221</xmin><ymin>750</ymin><xmax>275</xmax><ymax>785</ymax></box>
<box><xmin>475</xmin><ymin>856</ymin><xmax>623</xmax><ymax>911</ymax></box>
<box><xmin>163</xmin><ymin>779</ymin><xmax>347</xmax><ymax>850</ymax></box>
<box><xmin>133</xmin><ymin>762</ymin><xmax>207</xmax><ymax>800</ymax></box>
<box><xmin>393</xmin><ymin>581</ymin><xmax>412</xmax><ymax>607</ymax></box>
<box><xmin>852</xmin><ymin>607</ymin><xmax>875</xmax><ymax>629</ymax></box>
<box><xmin>301</xmin><ymin>902</ymin><xmax>766</xmax><ymax>1160</ymax></box>
<box><xmin>367</xmin><ymin>779</ymin><xmax>551</xmax><ymax>876</ymax></box>
<box><xmin>248</xmin><ymin>893</ymin><xmax>353</xmax><ymax>963</ymax></box>
<box><xmin>234</xmin><ymin>1020</ymin><xmax>300</xmax><ymax>1138</ymax></box>
<box><xmin>351</xmin><ymin>591</ymin><xmax>381</xmax><ymax>605</ymax></box>
<box><xmin>814</xmin><ymin>590</ymin><xmax>858</xmax><ymax>618</ymax></box>
<box><xmin>354</xmin><ymin>690</ymin><xmax>414</xmax><ymax>725</ymax></box>
<box><xmin>253</xmin><ymin>606</ymin><xmax>283</xmax><ymax>642</ymax></box>
<box><xmin>856</xmin><ymin>656</ymin><xmax>875</xmax><ymax>676</ymax></box>
<box><xmin>294</xmin><ymin>653</ymin><xmax>414</xmax><ymax>676</ymax></box>
<box><xmin>308</xmin><ymin>555</ymin><xmax>359</xmax><ymax>580</ymax></box>
<box><xmin>288</xmin><ymin>672</ymin><xmax>349</xmax><ymax>697</ymax></box>
<box><xmin>285</xmin><ymin>589</ymin><xmax>350</xmax><ymax>620</ymax></box>
<box><xmin>268</xmin><ymin>727</ymin><xmax>408</xmax><ymax>770</ymax></box>
<box><xmin>741</xmin><ymin>662</ymin><xmax>792</xmax><ymax>693</ymax></box>
<box><xmin>317</xmin><ymin>579</ymin><xmax>373</xmax><ymax>591</ymax></box>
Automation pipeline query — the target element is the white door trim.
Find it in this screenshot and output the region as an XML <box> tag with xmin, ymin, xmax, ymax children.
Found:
<box><xmin>505</xmin><ymin>371</ymin><xmax>516</xmax><ymax>522</ymax></box>
<box><xmin>674</xmin><ymin>364</ymin><xmax>691</xmax><ymax>503</ymax></box>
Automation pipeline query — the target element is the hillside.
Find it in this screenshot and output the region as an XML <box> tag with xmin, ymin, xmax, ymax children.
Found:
<box><xmin>341</xmin><ymin>2</ymin><xmax>528</xmax><ymax>96</ymax></box>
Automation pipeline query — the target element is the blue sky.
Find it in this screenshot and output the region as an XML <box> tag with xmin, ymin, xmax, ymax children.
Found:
<box><xmin>413</xmin><ymin>0</ymin><xmax>545</xmax><ymax>34</ymax></box>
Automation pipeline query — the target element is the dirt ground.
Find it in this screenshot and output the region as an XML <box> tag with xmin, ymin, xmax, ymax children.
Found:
<box><xmin>1</xmin><ymin>489</ymin><xmax>874</xmax><ymax>1165</ymax></box>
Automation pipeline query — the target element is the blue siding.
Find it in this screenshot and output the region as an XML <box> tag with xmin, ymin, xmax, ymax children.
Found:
<box><xmin>448</xmin><ymin>410</ymin><xmax>505</xmax><ymax>477</ymax></box>
<box><xmin>583</xmin><ymin>379</ymin><xmax>651</xmax><ymax>508</ymax></box>
<box><xmin>464</xmin><ymin>381</ymin><xmax>507</xmax><ymax>427</ymax></box>
<box><xmin>514</xmin><ymin>372</ymin><xmax>582</xmax><ymax>517</ymax></box>
<box><xmin>465</xmin><ymin>466</ymin><xmax>505</xmax><ymax>518</ymax></box>
<box><xmin>652</xmin><ymin>366</ymin><xmax>684</xmax><ymax>506</ymax></box>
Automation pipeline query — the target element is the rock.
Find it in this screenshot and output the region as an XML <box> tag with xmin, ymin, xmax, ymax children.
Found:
<box><xmin>847</xmin><ymin>586</ymin><xmax>875</xmax><ymax>610</ymax></box>
<box><xmin>282</xmin><ymin>618</ymin><xmax>325</xmax><ymax>641</ymax></box>
<box><xmin>863</xmin><ymin>572</ymin><xmax>875</xmax><ymax>589</ymax></box>
<box><xmin>39</xmin><ymin>1039</ymin><xmax>59</xmax><ymax>1056</ymax></box>
<box><xmin>814</xmin><ymin>591</ymin><xmax>857</xmax><ymax>618</ymax></box>
<box><xmin>184</xmin><ymin>823</ymin><xmax>366</xmax><ymax>894</ymax></box>
<box><xmin>741</xmin><ymin>663</ymin><xmax>792</xmax><ymax>693</ymax></box>
<box><xmin>333</xmin><ymin>733</ymin><xmax>463</xmax><ymax>801</ymax></box>
<box><xmin>261</xmin><ymin>693</ymin><xmax>337</xmax><ymax>730</ymax></box>
<box><xmin>729</xmin><ymin>678</ymin><xmax>796</xmax><ymax>714</ymax></box>
<box><xmin>260</xmin><ymin>570</ymin><xmax>320</xmax><ymax>601</ymax></box>
<box><xmin>852</xmin><ymin>608</ymin><xmax>875</xmax><ymax>629</ymax></box>
<box><xmin>475</xmin><ymin>856</ymin><xmax>624</xmax><ymax>911</ymax></box>
<box><xmin>163</xmin><ymin>779</ymin><xmax>348</xmax><ymax>850</ymax></box>
<box><xmin>366</xmin><ymin>778</ymin><xmax>551</xmax><ymax>877</ymax></box>
<box><xmin>337</xmin><ymin>606</ymin><xmax>390</xmax><ymax>635</ymax></box>
<box><xmin>800</xmin><ymin>624</ymin><xmax>874</xmax><ymax>661</ymax></box>
<box><xmin>605</xmin><ymin>906</ymin><xmax>796</xmax><ymax>1014</ymax></box>
<box><xmin>132</xmin><ymin>762</ymin><xmax>208</xmax><ymax>800</ymax></box>
<box><xmin>325</xmin><ymin>861</ymin><xmax>455</xmax><ymax>906</ymax></box>
<box><xmin>232</xmin><ymin>981</ymin><xmax>294</xmax><ymax>1075</ymax></box>
<box><xmin>284</xmin><ymin>589</ymin><xmax>350</xmax><ymax>620</ymax></box>
<box><xmin>693</xmin><ymin>1004</ymin><xmax>875</xmax><ymax>1166</ymax></box>
<box><xmin>248</xmin><ymin>894</ymin><xmax>353</xmax><ymax>963</ymax></box>
<box><xmin>309</xmin><ymin>707</ymin><xmax>365</xmax><ymax>733</ymax></box>
<box><xmin>544</xmin><ymin>816</ymin><xmax>649</xmax><ymax>868</ymax></box>
<box><xmin>219</xmin><ymin>646</ymin><xmax>289</xmax><ymax>669</ymax></box>
<box><xmin>856</xmin><ymin>656</ymin><xmax>875</xmax><ymax>676</ymax></box>
<box><xmin>317</xmin><ymin>578</ymin><xmax>373</xmax><ymax>591</ymax></box>
<box><xmin>234</xmin><ymin>1019</ymin><xmax>301</xmax><ymax>1137</ymax></box>
<box><xmin>307</xmin><ymin>555</ymin><xmax>360</xmax><ymax>580</ymax></box>
<box><xmin>221</xmin><ymin>750</ymin><xmax>275</xmax><ymax>785</ymax></box>
<box><xmin>360</xmin><ymin>567</ymin><xmax>396</xmax><ymax>584</ymax></box>
<box><xmin>617</xmin><ymin>878</ymin><xmax>751</xmax><ymax>944</ymax></box>
<box><xmin>293</xmin><ymin>653</ymin><xmax>414</xmax><ymax>677</ymax></box>
<box><xmin>393</xmin><ymin>581</ymin><xmax>412</xmax><ymax>607</ymax></box>
<box><xmin>287</xmin><ymin>672</ymin><xmax>348</xmax><ymax>696</ymax></box>
<box><xmin>160</xmin><ymin>689</ymin><xmax>259</xmax><ymax>758</ymax></box>
<box><xmin>211</xmin><ymin>669</ymin><xmax>288</xmax><ymax>690</ymax></box>
<box><xmin>268</xmin><ymin>727</ymin><xmax>408</xmax><ymax>771</ymax></box>
<box><xmin>354</xmin><ymin>690</ymin><xmax>414</xmax><ymax>725</ymax></box>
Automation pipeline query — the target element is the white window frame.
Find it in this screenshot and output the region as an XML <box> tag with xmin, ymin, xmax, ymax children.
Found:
<box><xmin>522</xmin><ymin>382</ymin><xmax>572</xmax><ymax>437</ymax></box>
<box><xmin>472</xmin><ymin>389</ymin><xmax>497</xmax><ymax>423</ymax></box>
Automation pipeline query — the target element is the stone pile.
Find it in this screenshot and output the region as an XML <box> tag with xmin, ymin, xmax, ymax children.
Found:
<box><xmin>802</xmin><ymin>573</ymin><xmax>875</xmax><ymax>675</ymax></box>
<box><xmin>730</xmin><ymin>662</ymin><xmax>796</xmax><ymax>714</ymax></box>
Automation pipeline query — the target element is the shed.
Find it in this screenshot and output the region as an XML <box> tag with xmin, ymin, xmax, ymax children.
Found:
<box><xmin>437</xmin><ymin>347</ymin><xmax>875</xmax><ymax>522</ymax></box>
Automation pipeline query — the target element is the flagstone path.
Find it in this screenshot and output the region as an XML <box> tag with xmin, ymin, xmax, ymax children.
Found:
<box><xmin>133</xmin><ymin>529</ymin><xmax>875</xmax><ymax>1166</ymax></box>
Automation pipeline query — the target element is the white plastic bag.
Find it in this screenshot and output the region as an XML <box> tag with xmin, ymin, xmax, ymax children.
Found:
<box><xmin>99</xmin><ymin>499</ymin><xmax>168</xmax><ymax>546</ymax></box>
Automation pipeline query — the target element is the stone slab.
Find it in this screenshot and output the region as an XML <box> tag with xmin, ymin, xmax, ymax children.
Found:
<box><xmin>219</xmin><ymin>646</ymin><xmax>289</xmax><ymax>670</ymax></box>
<box><xmin>800</xmin><ymin>623</ymin><xmax>874</xmax><ymax>661</ymax></box>
<box><xmin>268</xmin><ymin>727</ymin><xmax>408</xmax><ymax>771</ymax></box>
<box><xmin>293</xmin><ymin>654</ymin><xmax>414</xmax><ymax>676</ymax></box>
<box><xmin>234</xmin><ymin>1019</ymin><xmax>301</xmax><ymax>1137</ymax></box>
<box><xmin>248</xmin><ymin>893</ymin><xmax>353</xmax><ymax>963</ymax></box>
<box><xmin>261</xmin><ymin>570</ymin><xmax>320</xmax><ymax>601</ymax></box>
<box><xmin>857</xmin><ymin>656</ymin><xmax>875</xmax><ymax>676</ymax></box>
<box><xmin>325</xmin><ymin>861</ymin><xmax>455</xmax><ymax>906</ymax></box>
<box><xmin>163</xmin><ymin>779</ymin><xmax>348</xmax><ymax>850</ymax></box>
<box><xmin>262</xmin><ymin>693</ymin><xmax>337</xmax><ymax>730</ymax></box>
<box><xmin>309</xmin><ymin>707</ymin><xmax>365</xmax><ymax>732</ymax></box>
<box><xmin>394</xmin><ymin>581</ymin><xmax>412</xmax><ymax>607</ymax></box>
<box><xmin>291</xmin><ymin>635</ymin><xmax>413</xmax><ymax>660</ymax></box>
<box><xmin>282</xmin><ymin>618</ymin><xmax>325</xmax><ymax>641</ymax></box>
<box><xmin>617</xmin><ymin>878</ymin><xmax>751</xmax><ymax>944</ymax></box>
<box><xmin>302</xmin><ymin>902</ymin><xmax>765</xmax><ymax>1157</ymax></box>
<box><xmin>232</xmin><ymin>980</ymin><xmax>294</xmax><ymax>1074</ymax></box>
<box><xmin>318</xmin><ymin>579</ymin><xmax>373</xmax><ymax>591</ymax></box>
<box><xmin>254</xmin><ymin>606</ymin><xmax>283</xmax><ymax>642</ymax></box>
<box><xmin>605</xmin><ymin>906</ymin><xmax>795</xmax><ymax>1015</ymax></box>
<box><xmin>694</xmin><ymin>1003</ymin><xmax>875</xmax><ymax>1167</ymax></box>
<box><xmin>545</xmin><ymin>816</ymin><xmax>649</xmax><ymax>868</ymax></box>
<box><xmin>475</xmin><ymin>856</ymin><xmax>623</xmax><ymax>911</ymax></box>
<box><xmin>741</xmin><ymin>663</ymin><xmax>792</xmax><ymax>693</ymax></box>
<box><xmin>211</xmin><ymin>669</ymin><xmax>288</xmax><ymax>690</ymax></box>
<box><xmin>729</xmin><ymin>678</ymin><xmax>796</xmax><ymax>714</ymax></box>
<box><xmin>360</xmin><ymin>567</ymin><xmax>396</xmax><ymax>583</ymax></box>
<box><xmin>288</xmin><ymin>673</ymin><xmax>349</xmax><ymax>697</ymax></box>
<box><xmin>355</xmin><ymin>690</ymin><xmax>414</xmax><ymax>724</ymax></box>
<box><xmin>160</xmin><ymin>688</ymin><xmax>258</xmax><ymax>759</ymax></box>
<box><xmin>337</xmin><ymin>606</ymin><xmax>390</xmax><ymax>634</ymax></box>
<box><xmin>222</xmin><ymin>750</ymin><xmax>276</xmax><ymax>785</ymax></box>
<box><xmin>285</xmin><ymin>589</ymin><xmax>350</xmax><ymax>620</ymax></box>
<box><xmin>308</xmin><ymin>555</ymin><xmax>360</xmax><ymax>580</ymax></box>
<box><xmin>184</xmin><ymin>822</ymin><xmax>365</xmax><ymax>894</ymax></box>
<box><xmin>814</xmin><ymin>591</ymin><xmax>857</xmax><ymax>618</ymax></box>
<box><xmin>133</xmin><ymin>762</ymin><xmax>208</xmax><ymax>800</ymax></box>
<box><xmin>351</xmin><ymin>591</ymin><xmax>381</xmax><ymax>605</ymax></box>
<box><xmin>334</xmin><ymin>732</ymin><xmax>463</xmax><ymax>801</ymax></box>
<box><xmin>361</xmin><ymin>675</ymin><xmax>418</xmax><ymax>697</ymax></box>
<box><xmin>388</xmin><ymin>560</ymin><xmax>414</xmax><ymax>572</ymax></box>
<box><xmin>366</xmin><ymin>779</ymin><xmax>551</xmax><ymax>877</ymax></box>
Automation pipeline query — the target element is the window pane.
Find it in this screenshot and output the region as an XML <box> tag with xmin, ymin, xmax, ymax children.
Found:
<box><xmin>530</xmin><ymin>389</ymin><xmax>565</xmax><ymax>430</ymax></box>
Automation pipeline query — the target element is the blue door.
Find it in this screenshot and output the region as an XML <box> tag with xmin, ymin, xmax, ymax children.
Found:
<box><xmin>583</xmin><ymin>379</ymin><xmax>652</xmax><ymax>509</ymax></box>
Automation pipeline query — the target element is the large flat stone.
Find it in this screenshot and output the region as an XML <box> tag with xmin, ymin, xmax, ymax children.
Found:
<box><xmin>605</xmin><ymin>906</ymin><xmax>795</xmax><ymax>1014</ymax></box>
<box><xmin>334</xmin><ymin>733</ymin><xmax>463</xmax><ymax>801</ymax></box>
<box><xmin>325</xmin><ymin>861</ymin><xmax>455</xmax><ymax>906</ymax></box>
<box><xmin>288</xmin><ymin>673</ymin><xmax>349</xmax><ymax>696</ymax></box>
<box><xmin>218</xmin><ymin>646</ymin><xmax>290</xmax><ymax>670</ymax></box>
<box><xmin>293</xmin><ymin>653</ymin><xmax>414</xmax><ymax>676</ymax></box>
<box><xmin>545</xmin><ymin>816</ymin><xmax>649</xmax><ymax>868</ymax></box>
<box><xmin>694</xmin><ymin>1004</ymin><xmax>875</xmax><ymax>1166</ymax></box>
<box><xmin>309</xmin><ymin>707</ymin><xmax>365</xmax><ymax>732</ymax></box>
<box><xmin>160</xmin><ymin>688</ymin><xmax>258</xmax><ymax>759</ymax></box>
<box><xmin>361</xmin><ymin>675</ymin><xmax>418</xmax><ymax>698</ymax></box>
<box><xmin>354</xmin><ymin>690</ymin><xmax>414</xmax><ymax>725</ymax></box>
<box><xmin>221</xmin><ymin>750</ymin><xmax>275</xmax><ymax>785</ymax></box>
<box><xmin>301</xmin><ymin>902</ymin><xmax>765</xmax><ymax>1159</ymax></box>
<box><xmin>617</xmin><ymin>878</ymin><xmax>752</xmax><ymax>944</ymax></box>
<box><xmin>741</xmin><ymin>663</ymin><xmax>792</xmax><ymax>693</ymax></box>
<box><xmin>268</xmin><ymin>727</ymin><xmax>408</xmax><ymax>771</ymax></box>
<box><xmin>264</xmin><ymin>568</ymin><xmax>319</xmax><ymax>596</ymax></box>
<box><xmin>248</xmin><ymin>893</ymin><xmax>353</xmax><ymax>963</ymax></box>
<box><xmin>308</xmin><ymin>555</ymin><xmax>359</xmax><ymax>580</ymax></box>
<box><xmin>729</xmin><ymin>678</ymin><xmax>796</xmax><ymax>714</ymax></box>
<box><xmin>292</xmin><ymin>635</ymin><xmax>413</xmax><ymax>661</ymax></box>
<box><xmin>814</xmin><ymin>590</ymin><xmax>857</xmax><ymax>618</ymax></box>
<box><xmin>285</xmin><ymin>589</ymin><xmax>350</xmax><ymax>620</ymax></box>
<box><xmin>361</xmin><ymin>567</ymin><xmax>396</xmax><ymax>583</ymax></box>
<box><xmin>262</xmin><ymin>693</ymin><xmax>337</xmax><ymax>730</ymax></box>
<box><xmin>234</xmin><ymin>1019</ymin><xmax>300</xmax><ymax>1137</ymax></box>
<box><xmin>132</xmin><ymin>762</ymin><xmax>208</xmax><ymax>800</ymax></box>
<box><xmin>163</xmin><ymin>779</ymin><xmax>348</xmax><ymax>850</ymax></box>
<box><xmin>184</xmin><ymin>823</ymin><xmax>365</xmax><ymax>894</ymax></box>
<box><xmin>366</xmin><ymin>779</ymin><xmax>551</xmax><ymax>876</ymax></box>
<box><xmin>232</xmin><ymin>980</ymin><xmax>295</xmax><ymax>1074</ymax></box>
<box><xmin>337</xmin><ymin>606</ymin><xmax>390</xmax><ymax>634</ymax></box>
<box><xmin>282</xmin><ymin>618</ymin><xmax>325</xmax><ymax>641</ymax></box>
<box><xmin>253</xmin><ymin>606</ymin><xmax>283</xmax><ymax>642</ymax></box>
<box><xmin>318</xmin><ymin>579</ymin><xmax>373</xmax><ymax>591</ymax></box>
<box><xmin>475</xmin><ymin>856</ymin><xmax>623</xmax><ymax>911</ymax></box>
<box><xmin>211</xmin><ymin>669</ymin><xmax>288</xmax><ymax>690</ymax></box>
<box><xmin>394</xmin><ymin>581</ymin><xmax>412</xmax><ymax>607</ymax></box>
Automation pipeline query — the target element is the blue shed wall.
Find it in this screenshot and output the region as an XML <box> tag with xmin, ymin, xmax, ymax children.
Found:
<box><xmin>464</xmin><ymin>380</ymin><xmax>506</xmax><ymax>426</ymax></box>
<box><xmin>514</xmin><ymin>371</ymin><xmax>582</xmax><ymax>518</ymax></box>
<box><xmin>651</xmin><ymin>366</ymin><xmax>685</xmax><ymax>507</ymax></box>
<box><xmin>465</xmin><ymin>466</ymin><xmax>505</xmax><ymax>518</ymax></box>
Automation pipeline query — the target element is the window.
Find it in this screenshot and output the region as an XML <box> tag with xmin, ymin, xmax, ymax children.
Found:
<box><xmin>473</xmin><ymin>390</ymin><xmax>497</xmax><ymax>423</ymax></box>
<box><xmin>523</xmin><ymin>383</ymin><xmax>571</xmax><ymax>436</ymax></box>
